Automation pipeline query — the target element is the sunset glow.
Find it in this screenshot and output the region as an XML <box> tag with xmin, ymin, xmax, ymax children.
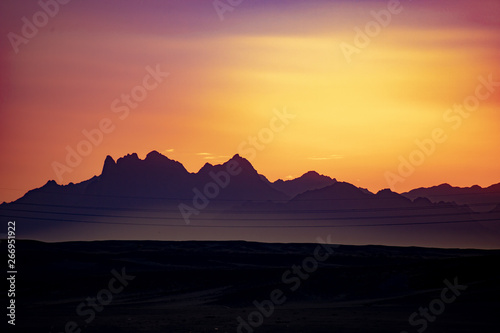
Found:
<box><xmin>1</xmin><ymin>0</ymin><xmax>499</xmax><ymax>203</ymax></box>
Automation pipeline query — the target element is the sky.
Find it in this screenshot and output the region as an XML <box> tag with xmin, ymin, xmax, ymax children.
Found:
<box><xmin>0</xmin><ymin>0</ymin><xmax>499</xmax><ymax>203</ymax></box>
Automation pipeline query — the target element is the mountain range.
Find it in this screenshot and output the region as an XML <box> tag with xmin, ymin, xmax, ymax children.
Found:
<box><xmin>402</xmin><ymin>183</ymin><xmax>500</xmax><ymax>212</ymax></box>
<box><xmin>1</xmin><ymin>151</ymin><xmax>499</xmax><ymax>248</ymax></box>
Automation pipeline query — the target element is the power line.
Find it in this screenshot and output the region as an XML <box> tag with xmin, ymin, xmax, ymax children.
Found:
<box><xmin>0</xmin><ymin>213</ymin><xmax>498</xmax><ymax>228</ymax></box>
<box><xmin>5</xmin><ymin>201</ymin><xmax>496</xmax><ymax>215</ymax></box>
<box><xmin>2</xmin><ymin>206</ymin><xmax>498</xmax><ymax>221</ymax></box>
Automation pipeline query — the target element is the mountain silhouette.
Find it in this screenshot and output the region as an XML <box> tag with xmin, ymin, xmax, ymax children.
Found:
<box><xmin>271</xmin><ymin>171</ymin><xmax>337</xmax><ymax>198</ymax></box>
<box><xmin>195</xmin><ymin>154</ymin><xmax>288</xmax><ymax>201</ymax></box>
<box><xmin>11</xmin><ymin>152</ymin><xmax>286</xmax><ymax>208</ymax></box>
<box><xmin>0</xmin><ymin>151</ymin><xmax>499</xmax><ymax>247</ymax></box>
<box><xmin>97</xmin><ymin>151</ymin><xmax>193</xmax><ymax>199</ymax></box>
<box><xmin>402</xmin><ymin>183</ymin><xmax>500</xmax><ymax>212</ymax></box>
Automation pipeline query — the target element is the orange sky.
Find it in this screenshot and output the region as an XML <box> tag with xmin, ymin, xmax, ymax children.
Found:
<box><xmin>1</xmin><ymin>0</ymin><xmax>499</xmax><ymax>203</ymax></box>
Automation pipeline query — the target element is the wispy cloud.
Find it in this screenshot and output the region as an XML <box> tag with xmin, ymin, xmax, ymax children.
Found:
<box><xmin>196</xmin><ymin>153</ymin><xmax>231</xmax><ymax>161</ymax></box>
<box><xmin>308</xmin><ymin>154</ymin><xmax>344</xmax><ymax>161</ymax></box>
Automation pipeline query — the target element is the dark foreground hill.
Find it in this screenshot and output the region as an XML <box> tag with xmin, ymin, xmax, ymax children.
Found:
<box><xmin>12</xmin><ymin>240</ymin><xmax>500</xmax><ymax>332</ymax></box>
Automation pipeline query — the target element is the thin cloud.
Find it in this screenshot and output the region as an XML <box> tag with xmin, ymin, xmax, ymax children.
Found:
<box><xmin>308</xmin><ymin>154</ymin><xmax>344</xmax><ymax>161</ymax></box>
<box><xmin>196</xmin><ymin>153</ymin><xmax>231</xmax><ymax>160</ymax></box>
<box><xmin>205</xmin><ymin>155</ymin><xmax>231</xmax><ymax>161</ymax></box>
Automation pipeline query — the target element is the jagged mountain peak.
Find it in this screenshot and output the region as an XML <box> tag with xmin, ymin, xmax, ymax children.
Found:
<box><xmin>117</xmin><ymin>152</ymin><xmax>140</xmax><ymax>163</ymax></box>
<box><xmin>101</xmin><ymin>155</ymin><xmax>116</xmax><ymax>176</ymax></box>
<box><xmin>376</xmin><ymin>188</ymin><xmax>397</xmax><ymax>196</ymax></box>
<box><xmin>271</xmin><ymin>170</ymin><xmax>337</xmax><ymax>197</ymax></box>
<box><xmin>227</xmin><ymin>154</ymin><xmax>256</xmax><ymax>171</ymax></box>
<box><xmin>301</xmin><ymin>170</ymin><xmax>325</xmax><ymax>178</ymax></box>
<box><xmin>198</xmin><ymin>162</ymin><xmax>214</xmax><ymax>174</ymax></box>
<box><xmin>145</xmin><ymin>150</ymin><xmax>167</xmax><ymax>161</ymax></box>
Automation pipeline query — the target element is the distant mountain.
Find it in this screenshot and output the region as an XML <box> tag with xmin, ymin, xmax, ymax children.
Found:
<box><xmin>271</xmin><ymin>171</ymin><xmax>337</xmax><ymax>198</ymax></box>
<box><xmin>195</xmin><ymin>154</ymin><xmax>288</xmax><ymax>202</ymax></box>
<box><xmin>9</xmin><ymin>151</ymin><xmax>287</xmax><ymax>208</ymax></box>
<box><xmin>287</xmin><ymin>182</ymin><xmax>464</xmax><ymax>212</ymax></box>
<box><xmin>402</xmin><ymin>183</ymin><xmax>500</xmax><ymax>211</ymax></box>
<box><xmin>289</xmin><ymin>182</ymin><xmax>374</xmax><ymax>209</ymax></box>
<box><xmin>0</xmin><ymin>151</ymin><xmax>499</xmax><ymax>247</ymax></box>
